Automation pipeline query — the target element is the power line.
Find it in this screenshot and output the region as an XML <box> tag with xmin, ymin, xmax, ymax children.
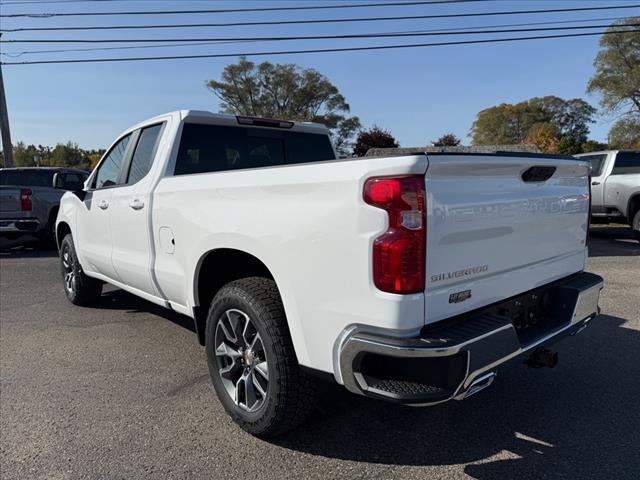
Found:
<box><xmin>3</xmin><ymin>22</ymin><xmax>633</xmax><ymax>44</ymax></box>
<box><xmin>4</xmin><ymin>17</ymin><xmax>627</xmax><ymax>54</ymax></box>
<box><xmin>1</xmin><ymin>40</ymin><xmax>262</xmax><ymax>57</ymax></box>
<box><xmin>3</xmin><ymin>3</ymin><xmax>638</xmax><ymax>32</ymax></box>
<box><xmin>1</xmin><ymin>0</ymin><xmax>405</xmax><ymax>3</ymax></box>
<box><xmin>0</xmin><ymin>0</ymin><xmax>490</xmax><ymax>18</ymax></box>
<box><xmin>3</xmin><ymin>29</ymin><xmax>638</xmax><ymax>66</ymax></box>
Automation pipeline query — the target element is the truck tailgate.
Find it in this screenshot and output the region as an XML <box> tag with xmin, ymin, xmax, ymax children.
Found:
<box><xmin>424</xmin><ymin>154</ymin><xmax>590</xmax><ymax>324</ymax></box>
<box><xmin>0</xmin><ymin>187</ymin><xmax>21</xmax><ymax>213</ymax></box>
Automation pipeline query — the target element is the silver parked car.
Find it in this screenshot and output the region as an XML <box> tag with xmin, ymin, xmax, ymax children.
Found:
<box><xmin>0</xmin><ymin>167</ymin><xmax>88</xmax><ymax>244</ymax></box>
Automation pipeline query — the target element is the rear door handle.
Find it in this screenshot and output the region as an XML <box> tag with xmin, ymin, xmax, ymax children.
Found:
<box><xmin>129</xmin><ymin>198</ymin><xmax>145</xmax><ymax>210</ymax></box>
<box><xmin>591</xmin><ymin>181</ymin><xmax>601</xmax><ymax>186</ymax></box>
<box><xmin>98</xmin><ymin>199</ymin><xmax>109</xmax><ymax>210</ymax></box>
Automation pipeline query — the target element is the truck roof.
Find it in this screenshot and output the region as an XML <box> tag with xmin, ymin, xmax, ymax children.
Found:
<box><xmin>575</xmin><ymin>150</ymin><xmax>639</xmax><ymax>156</ymax></box>
<box><xmin>0</xmin><ymin>167</ymin><xmax>88</xmax><ymax>173</ymax></box>
<box><xmin>123</xmin><ymin>110</ymin><xmax>331</xmax><ymax>137</ymax></box>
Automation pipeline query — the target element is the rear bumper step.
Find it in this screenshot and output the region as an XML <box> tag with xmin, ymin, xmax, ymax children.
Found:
<box><xmin>338</xmin><ymin>272</ymin><xmax>603</xmax><ymax>405</ymax></box>
<box><xmin>0</xmin><ymin>218</ymin><xmax>40</xmax><ymax>233</ymax></box>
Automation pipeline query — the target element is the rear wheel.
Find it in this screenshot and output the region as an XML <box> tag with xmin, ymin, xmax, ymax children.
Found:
<box><xmin>205</xmin><ymin>277</ymin><xmax>317</xmax><ymax>437</ymax></box>
<box><xmin>632</xmin><ymin>210</ymin><xmax>640</xmax><ymax>243</ymax></box>
<box><xmin>59</xmin><ymin>234</ymin><xmax>103</xmax><ymax>306</ymax></box>
<box><xmin>38</xmin><ymin>209</ymin><xmax>59</xmax><ymax>249</ymax></box>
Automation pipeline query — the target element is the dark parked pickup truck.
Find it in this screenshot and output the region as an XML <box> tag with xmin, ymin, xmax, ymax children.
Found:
<box><xmin>0</xmin><ymin>167</ymin><xmax>88</xmax><ymax>243</ymax></box>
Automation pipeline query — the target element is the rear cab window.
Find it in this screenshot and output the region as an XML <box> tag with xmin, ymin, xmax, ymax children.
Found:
<box><xmin>611</xmin><ymin>151</ymin><xmax>640</xmax><ymax>175</ymax></box>
<box><xmin>579</xmin><ymin>154</ymin><xmax>607</xmax><ymax>177</ymax></box>
<box><xmin>174</xmin><ymin>123</ymin><xmax>335</xmax><ymax>176</ymax></box>
<box><xmin>0</xmin><ymin>170</ymin><xmax>55</xmax><ymax>187</ymax></box>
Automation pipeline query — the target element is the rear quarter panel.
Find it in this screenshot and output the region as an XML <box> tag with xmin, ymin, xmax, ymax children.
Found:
<box><xmin>151</xmin><ymin>155</ymin><xmax>428</xmax><ymax>373</ymax></box>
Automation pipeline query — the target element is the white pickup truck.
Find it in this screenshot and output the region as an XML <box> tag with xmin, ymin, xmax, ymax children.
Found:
<box><xmin>575</xmin><ymin>150</ymin><xmax>640</xmax><ymax>241</ymax></box>
<box><xmin>55</xmin><ymin>110</ymin><xmax>603</xmax><ymax>437</ymax></box>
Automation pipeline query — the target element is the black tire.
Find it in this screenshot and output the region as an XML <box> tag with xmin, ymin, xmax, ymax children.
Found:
<box><xmin>633</xmin><ymin>210</ymin><xmax>640</xmax><ymax>243</ymax></box>
<box><xmin>37</xmin><ymin>216</ymin><xmax>57</xmax><ymax>249</ymax></box>
<box><xmin>205</xmin><ymin>277</ymin><xmax>317</xmax><ymax>437</ymax></box>
<box><xmin>59</xmin><ymin>234</ymin><xmax>103</xmax><ymax>306</ymax></box>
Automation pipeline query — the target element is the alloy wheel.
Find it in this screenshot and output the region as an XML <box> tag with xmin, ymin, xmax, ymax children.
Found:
<box><xmin>214</xmin><ymin>309</ymin><xmax>269</xmax><ymax>412</ymax></box>
<box><xmin>61</xmin><ymin>245</ymin><xmax>75</xmax><ymax>294</ymax></box>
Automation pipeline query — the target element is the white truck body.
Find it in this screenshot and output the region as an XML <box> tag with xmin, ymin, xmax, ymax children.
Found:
<box><xmin>55</xmin><ymin>110</ymin><xmax>603</xmax><ymax>434</ymax></box>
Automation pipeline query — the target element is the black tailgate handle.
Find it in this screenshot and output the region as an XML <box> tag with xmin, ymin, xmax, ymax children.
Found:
<box><xmin>521</xmin><ymin>166</ymin><xmax>556</xmax><ymax>182</ymax></box>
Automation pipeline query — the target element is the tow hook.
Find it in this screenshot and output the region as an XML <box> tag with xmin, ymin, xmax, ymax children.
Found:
<box><xmin>525</xmin><ymin>348</ymin><xmax>558</xmax><ymax>368</ymax></box>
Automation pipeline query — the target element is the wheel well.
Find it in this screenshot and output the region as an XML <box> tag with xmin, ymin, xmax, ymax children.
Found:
<box><xmin>193</xmin><ymin>249</ymin><xmax>274</xmax><ymax>345</ymax></box>
<box><xmin>56</xmin><ymin>221</ymin><xmax>71</xmax><ymax>249</ymax></box>
<box><xmin>628</xmin><ymin>194</ymin><xmax>640</xmax><ymax>224</ymax></box>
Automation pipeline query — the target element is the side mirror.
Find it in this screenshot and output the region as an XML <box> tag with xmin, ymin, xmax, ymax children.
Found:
<box><xmin>53</xmin><ymin>173</ymin><xmax>87</xmax><ymax>200</ymax></box>
<box><xmin>53</xmin><ymin>172</ymin><xmax>84</xmax><ymax>191</ymax></box>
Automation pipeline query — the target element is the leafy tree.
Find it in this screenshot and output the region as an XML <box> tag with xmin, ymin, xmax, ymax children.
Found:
<box><xmin>206</xmin><ymin>57</ymin><xmax>361</xmax><ymax>156</ymax></box>
<box><xmin>471</xmin><ymin>102</ymin><xmax>534</xmax><ymax>145</ymax></box>
<box><xmin>51</xmin><ymin>142</ymin><xmax>85</xmax><ymax>168</ymax></box>
<box><xmin>433</xmin><ymin>133</ymin><xmax>461</xmax><ymax>146</ymax></box>
<box><xmin>587</xmin><ymin>18</ymin><xmax>640</xmax><ymax>116</ymax></box>
<box><xmin>353</xmin><ymin>126</ymin><xmax>399</xmax><ymax>157</ymax></box>
<box><xmin>530</xmin><ymin>97</ymin><xmax>597</xmax><ymax>144</ymax></box>
<box><xmin>580</xmin><ymin>140</ymin><xmax>609</xmax><ymax>153</ymax></box>
<box><xmin>608</xmin><ymin>117</ymin><xmax>640</xmax><ymax>149</ymax></box>
<box><xmin>587</xmin><ymin>18</ymin><xmax>640</xmax><ymax>148</ymax></box>
<box><xmin>13</xmin><ymin>142</ymin><xmax>38</xmax><ymax>167</ymax></box>
<box><xmin>471</xmin><ymin>96</ymin><xmax>596</xmax><ymax>145</ymax></box>
<box><xmin>524</xmin><ymin>122</ymin><xmax>560</xmax><ymax>153</ymax></box>
<box><xmin>557</xmin><ymin>136</ymin><xmax>582</xmax><ymax>155</ymax></box>
<box><xmin>9</xmin><ymin>141</ymin><xmax>97</xmax><ymax>169</ymax></box>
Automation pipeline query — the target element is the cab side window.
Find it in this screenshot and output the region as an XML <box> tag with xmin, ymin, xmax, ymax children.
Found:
<box><xmin>126</xmin><ymin>124</ymin><xmax>164</xmax><ymax>184</ymax></box>
<box><xmin>93</xmin><ymin>134</ymin><xmax>131</xmax><ymax>189</ymax></box>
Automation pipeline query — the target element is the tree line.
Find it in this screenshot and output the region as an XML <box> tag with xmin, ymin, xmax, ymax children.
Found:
<box><xmin>0</xmin><ymin>142</ymin><xmax>104</xmax><ymax>170</ymax></box>
<box><xmin>1</xmin><ymin>18</ymin><xmax>637</xmax><ymax>168</ymax></box>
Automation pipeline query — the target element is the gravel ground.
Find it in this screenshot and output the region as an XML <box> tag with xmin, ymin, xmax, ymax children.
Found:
<box><xmin>1</xmin><ymin>226</ymin><xmax>638</xmax><ymax>480</ymax></box>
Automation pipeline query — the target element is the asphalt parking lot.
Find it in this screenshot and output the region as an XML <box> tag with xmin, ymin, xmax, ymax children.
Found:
<box><xmin>1</xmin><ymin>226</ymin><xmax>638</xmax><ymax>480</ymax></box>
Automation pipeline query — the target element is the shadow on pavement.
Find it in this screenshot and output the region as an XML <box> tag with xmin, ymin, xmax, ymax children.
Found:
<box><xmin>273</xmin><ymin>314</ymin><xmax>639</xmax><ymax>478</ymax></box>
<box><xmin>97</xmin><ymin>288</ymin><xmax>197</xmax><ymax>334</ymax></box>
<box><xmin>0</xmin><ymin>241</ymin><xmax>58</xmax><ymax>258</ymax></box>
<box><xmin>588</xmin><ymin>226</ymin><xmax>639</xmax><ymax>257</ymax></box>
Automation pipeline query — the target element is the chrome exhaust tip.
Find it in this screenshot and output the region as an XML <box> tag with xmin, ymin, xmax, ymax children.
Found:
<box><xmin>461</xmin><ymin>371</ymin><xmax>497</xmax><ymax>399</ymax></box>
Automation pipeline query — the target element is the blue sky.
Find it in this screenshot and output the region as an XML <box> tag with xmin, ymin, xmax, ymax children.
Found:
<box><xmin>1</xmin><ymin>0</ymin><xmax>638</xmax><ymax>149</ymax></box>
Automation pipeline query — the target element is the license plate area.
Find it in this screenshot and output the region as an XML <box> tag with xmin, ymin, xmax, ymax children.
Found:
<box><xmin>484</xmin><ymin>284</ymin><xmax>575</xmax><ymax>345</ymax></box>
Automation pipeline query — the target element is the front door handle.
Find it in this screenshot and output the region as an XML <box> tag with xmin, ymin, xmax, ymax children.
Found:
<box><xmin>591</xmin><ymin>181</ymin><xmax>601</xmax><ymax>186</ymax></box>
<box><xmin>129</xmin><ymin>198</ymin><xmax>145</xmax><ymax>210</ymax></box>
<box><xmin>98</xmin><ymin>199</ymin><xmax>109</xmax><ymax>210</ymax></box>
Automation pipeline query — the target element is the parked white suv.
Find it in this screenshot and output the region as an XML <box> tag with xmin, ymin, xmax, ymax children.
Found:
<box><xmin>575</xmin><ymin>150</ymin><xmax>640</xmax><ymax>241</ymax></box>
<box><xmin>55</xmin><ymin>111</ymin><xmax>603</xmax><ymax>436</ymax></box>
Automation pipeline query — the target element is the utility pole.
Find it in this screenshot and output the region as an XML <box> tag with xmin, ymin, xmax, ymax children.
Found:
<box><xmin>0</xmin><ymin>62</ymin><xmax>14</xmax><ymax>167</ymax></box>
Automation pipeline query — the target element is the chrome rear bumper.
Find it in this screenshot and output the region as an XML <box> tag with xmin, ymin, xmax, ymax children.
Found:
<box><xmin>338</xmin><ymin>272</ymin><xmax>603</xmax><ymax>406</ymax></box>
<box><xmin>0</xmin><ymin>218</ymin><xmax>40</xmax><ymax>233</ymax></box>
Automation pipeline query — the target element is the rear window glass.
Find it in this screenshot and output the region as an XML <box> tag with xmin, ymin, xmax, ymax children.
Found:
<box><xmin>579</xmin><ymin>154</ymin><xmax>607</xmax><ymax>177</ymax></box>
<box><xmin>174</xmin><ymin>123</ymin><xmax>335</xmax><ymax>176</ymax></box>
<box><xmin>0</xmin><ymin>170</ymin><xmax>55</xmax><ymax>187</ymax></box>
<box><xmin>611</xmin><ymin>151</ymin><xmax>640</xmax><ymax>175</ymax></box>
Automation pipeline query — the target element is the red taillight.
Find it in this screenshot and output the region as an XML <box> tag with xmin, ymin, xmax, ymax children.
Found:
<box><xmin>364</xmin><ymin>175</ymin><xmax>426</xmax><ymax>294</ymax></box>
<box><xmin>20</xmin><ymin>188</ymin><xmax>32</xmax><ymax>211</ymax></box>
